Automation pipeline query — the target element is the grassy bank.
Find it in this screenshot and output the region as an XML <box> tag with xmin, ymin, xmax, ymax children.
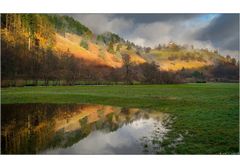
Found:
<box><xmin>1</xmin><ymin>83</ymin><xmax>239</xmax><ymax>154</ymax></box>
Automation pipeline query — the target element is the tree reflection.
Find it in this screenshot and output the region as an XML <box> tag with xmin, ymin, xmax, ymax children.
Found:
<box><xmin>1</xmin><ymin>104</ymin><xmax>164</xmax><ymax>154</ymax></box>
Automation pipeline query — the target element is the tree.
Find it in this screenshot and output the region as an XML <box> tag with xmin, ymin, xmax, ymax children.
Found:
<box><xmin>122</xmin><ymin>54</ymin><xmax>132</xmax><ymax>84</ymax></box>
<box><xmin>192</xmin><ymin>71</ymin><xmax>204</xmax><ymax>81</ymax></box>
<box><xmin>156</xmin><ymin>44</ymin><xmax>162</xmax><ymax>50</ymax></box>
<box><xmin>41</xmin><ymin>49</ymin><xmax>60</xmax><ymax>85</ymax></box>
<box><xmin>59</xmin><ymin>50</ymin><xmax>80</xmax><ymax>85</ymax></box>
<box><xmin>116</xmin><ymin>43</ymin><xmax>122</xmax><ymax>52</ymax></box>
<box><xmin>212</xmin><ymin>61</ymin><xmax>239</xmax><ymax>80</ymax></box>
<box><xmin>140</xmin><ymin>62</ymin><xmax>159</xmax><ymax>84</ymax></box>
<box><xmin>107</xmin><ymin>42</ymin><xmax>114</xmax><ymax>53</ymax></box>
<box><xmin>231</xmin><ymin>58</ymin><xmax>237</xmax><ymax>65</ymax></box>
<box><xmin>126</xmin><ymin>41</ymin><xmax>132</xmax><ymax>50</ymax></box>
<box><xmin>29</xmin><ymin>47</ymin><xmax>42</xmax><ymax>85</ymax></box>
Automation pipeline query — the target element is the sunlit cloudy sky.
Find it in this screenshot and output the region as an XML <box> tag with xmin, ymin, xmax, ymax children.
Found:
<box><xmin>67</xmin><ymin>14</ymin><xmax>239</xmax><ymax>58</ymax></box>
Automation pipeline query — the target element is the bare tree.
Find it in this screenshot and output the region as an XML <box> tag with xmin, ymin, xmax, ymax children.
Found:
<box><xmin>122</xmin><ymin>54</ymin><xmax>132</xmax><ymax>84</ymax></box>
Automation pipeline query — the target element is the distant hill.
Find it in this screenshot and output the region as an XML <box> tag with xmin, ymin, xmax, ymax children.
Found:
<box><xmin>142</xmin><ymin>46</ymin><xmax>225</xmax><ymax>71</ymax></box>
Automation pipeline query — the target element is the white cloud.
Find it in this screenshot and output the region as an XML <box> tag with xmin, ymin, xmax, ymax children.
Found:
<box><xmin>126</xmin><ymin>19</ymin><xmax>214</xmax><ymax>50</ymax></box>
<box><xmin>70</xmin><ymin>14</ymin><xmax>134</xmax><ymax>34</ymax></box>
<box><xmin>127</xmin><ymin>22</ymin><xmax>173</xmax><ymax>46</ymax></box>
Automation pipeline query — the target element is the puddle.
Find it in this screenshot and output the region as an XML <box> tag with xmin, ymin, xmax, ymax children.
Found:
<box><xmin>1</xmin><ymin>104</ymin><xmax>171</xmax><ymax>154</ymax></box>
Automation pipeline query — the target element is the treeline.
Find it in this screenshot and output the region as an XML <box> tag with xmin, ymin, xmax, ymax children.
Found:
<box><xmin>1</xmin><ymin>38</ymin><xmax>181</xmax><ymax>87</ymax></box>
<box><xmin>177</xmin><ymin>61</ymin><xmax>239</xmax><ymax>83</ymax></box>
<box><xmin>1</xmin><ymin>14</ymin><xmax>56</xmax><ymax>50</ymax></box>
<box><xmin>97</xmin><ymin>32</ymin><xmax>123</xmax><ymax>45</ymax></box>
<box><xmin>47</xmin><ymin>15</ymin><xmax>92</xmax><ymax>37</ymax></box>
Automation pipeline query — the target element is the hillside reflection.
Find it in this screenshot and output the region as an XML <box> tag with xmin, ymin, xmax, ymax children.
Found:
<box><xmin>1</xmin><ymin>104</ymin><xmax>170</xmax><ymax>154</ymax></box>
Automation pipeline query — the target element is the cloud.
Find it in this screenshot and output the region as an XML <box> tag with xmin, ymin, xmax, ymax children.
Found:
<box><xmin>197</xmin><ymin>14</ymin><xmax>239</xmax><ymax>51</ymax></box>
<box><xmin>119</xmin><ymin>14</ymin><xmax>204</xmax><ymax>24</ymax></box>
<box><xmin>67</xmin><ymin>14</ymin><xmax>134</xmax><ymax>35</ymax></box>
<box><xmin>126</xmin><ymin>17</ymin><xmax>215</xmax><ymax>49</ymax></box>
<box><xmin>128</xmin><ymin>22</ymin><xmax>172</xmax><ymax>46</ymax></box>
<box><xmin>67</xmin><ymin>14</ymin><xmax>239</xmax><ymax>58</ymax></box>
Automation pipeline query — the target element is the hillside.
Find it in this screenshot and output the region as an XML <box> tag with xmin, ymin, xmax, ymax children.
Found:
<box><xmin>1</xmin><ymin>14</ymin><xmax>238</xmax><ymax>86</ymax></box>
<box><xmin>143</xmin><ymin>47</ymin><xmax>225</xmax><ymax>71</ymax></box>
<box><xmin>55</xmin><ymin>33</ymin><xmax>122</xmax><ymax>68</ymax></box>
<box><xmin>1</xmin><ymin>14</ymin><xmax>229</xmax><ymax>70</ymax></box>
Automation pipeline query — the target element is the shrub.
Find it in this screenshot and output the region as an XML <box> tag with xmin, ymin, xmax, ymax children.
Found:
<box><xmin>80</xmin><ymin>39</ymin><xmax>88</xmax><ymax>50</ymax></box>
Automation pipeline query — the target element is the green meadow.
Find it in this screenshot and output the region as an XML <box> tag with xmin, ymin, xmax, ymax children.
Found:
<box><xmin>1</xmin><ymin>83</ymin><xmax>239</xmax><ymax>154</ymax></box>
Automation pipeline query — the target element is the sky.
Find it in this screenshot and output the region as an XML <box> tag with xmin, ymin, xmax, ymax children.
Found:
<box><xmin>68</xmin><ymin>14</ymin><xmax>239</xmax><ymax>58</ymax></box>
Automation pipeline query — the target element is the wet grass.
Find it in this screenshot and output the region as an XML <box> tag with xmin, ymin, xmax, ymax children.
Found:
<box><xmin>1</xmin><ymin>83</ymin><xmax>239</xmax><ymax>154</ymax></box>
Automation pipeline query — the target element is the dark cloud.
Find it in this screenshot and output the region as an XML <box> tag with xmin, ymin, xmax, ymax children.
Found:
<box><xmin>197</xmin><ymin>14</ymin><xmax>239</xmax><ymax>51</ymax></box>
<box><xmin>116</xmin><ymin>14</ymin><xmax>201</xmax><ymax>23</ymax></box>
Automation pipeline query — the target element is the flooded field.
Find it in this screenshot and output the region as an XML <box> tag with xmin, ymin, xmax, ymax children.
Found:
<box><xmin>1</xmin><ymin>104</ymin><xmax>172</xmax><ymax>154</ymax></box>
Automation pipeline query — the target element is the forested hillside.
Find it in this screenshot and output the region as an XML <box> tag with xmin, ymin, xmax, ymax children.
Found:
<box><xmin>1</xmin><ymin>14</ymin><xmax>239</xmax><ymax>87</ymax></box>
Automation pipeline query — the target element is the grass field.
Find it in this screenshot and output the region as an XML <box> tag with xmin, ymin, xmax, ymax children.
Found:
<box><xmin>1</xmin><ymin>83</ymin><xmax>239</xmax><ymax>154</ymax></box>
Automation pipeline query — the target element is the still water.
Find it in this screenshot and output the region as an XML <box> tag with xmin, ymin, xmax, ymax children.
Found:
<box><xmin>1</xmin><ymin>104</ymin><xmax>171</xmax><ymax>154</ymax></box>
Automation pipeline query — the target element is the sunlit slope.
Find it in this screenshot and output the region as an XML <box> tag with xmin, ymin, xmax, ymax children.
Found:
<box><xmin>55</xmin><ymin>33</ymin><xmax>122</xmax><ymax>68</ymax></box>
<box><xmin>55</xmin><ymin>33</ymin><xmax>146</xmax><ymax>68</ymax></box>
<box><xmin>143</xmin><ymin>49</ymin><xmax>225</xmax><ymax>71</ymax></box>
<box><xmin>55</xmin><ymin>32</ymin><xmax>225</xmax><ymax>71</ymax></box>
<box><xmin>160</xmin><ymin>60</ymin><xmax>211</xmax><ymax>71</ymax></box>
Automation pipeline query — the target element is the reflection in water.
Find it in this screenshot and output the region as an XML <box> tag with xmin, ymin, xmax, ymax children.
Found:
<box><xmin>1</xmin><ymin>104</ymin><xmax>171</xmax><ymax>154</ymax></box>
